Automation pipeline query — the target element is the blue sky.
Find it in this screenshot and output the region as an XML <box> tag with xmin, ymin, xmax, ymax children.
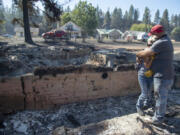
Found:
<box><xmin>2</xmin><ymin>0</ymin><xmax>180</xmax><ymax>20</ymax></box>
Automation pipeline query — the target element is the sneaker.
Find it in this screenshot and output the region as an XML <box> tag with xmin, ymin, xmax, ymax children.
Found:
<box><xmin>137</xmin><ymin>108</ymin><xmax>145</xmax><ymax>116</ymax></box>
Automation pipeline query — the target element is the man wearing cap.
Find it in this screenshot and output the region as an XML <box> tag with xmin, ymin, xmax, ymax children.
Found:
<box><xmin>136</xmin><ymin>24</ymin><xmax>174</xmax><ymax>124</ymax></box>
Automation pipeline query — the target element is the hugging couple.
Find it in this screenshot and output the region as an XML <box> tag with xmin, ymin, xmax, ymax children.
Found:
<box><xmin>136</xmin><ymin>24</ymin><xmax>174</xmax><ymax>124</ymax></box>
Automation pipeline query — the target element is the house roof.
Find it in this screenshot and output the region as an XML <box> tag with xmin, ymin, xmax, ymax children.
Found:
<box><xmin>97</xmin><ymin>29</ymin><xmax>123</xmax><ymax>35</ymax></box>
<box><xmin>59</xmin><ymin>21</ymin><xmax>81</xmax><ymax>32</ymax></box>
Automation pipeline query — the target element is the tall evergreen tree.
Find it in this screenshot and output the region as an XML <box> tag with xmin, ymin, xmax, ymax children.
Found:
<box><xmin>134</xmin><ymin>9</ymin><xmax>139</xmax><ymax>23</ymax></box>
<box><xmin>13</xmin><ymin>0</ymin><xmax>63</xmax><ymax>44</ymax></box>
<box><xmin>170</xmin><ymin>14</ymin><xmax>178</xmax><ymax>29</ymax></box>
<box><xmin>123</xmin><ymin>10</ymin><xmax>129</xmax><ymax>31</ymax></box>
<box><xmin>128</xmin><ymin>5</ymin><xmax>134</xmax><ymax>28</ymax></box>
<box><xmin>96</xmin><ymin>6</ymin><xmax>104</xmax><ymax>28</ymax></box>
<box><xmin>103</xmin><ymin>10</ymin><xmax>111</xmax><ymax>29</ymax></box>
<box><xmin>0</xmin><ymin>0</ymin><xmax>5</xmax><ymax>33</ymax></box>
<box><xmin>111</xmin><ymin>8</ymin><xmax>122</xmax><ymax>29</ymax></box>
<box><xmin>174</xmin><ymin>15</ymin><xmax>178</xmax><ymax>27</ymax></box>
<box><xmin>154</xmin><ymin>9</ymin><xmax>160</xmax><ymax>24</ymax></box>
<box><xmin>65</xmin><ymin>6</ymin><xmax>71</xmax><ymax>12</ymax></box>
<box><xmin>172</xmin><ymin>14</ymin><xmax>180</xmax><ymax>27</ymax></box>
<box><xmin>143</xmin><ymin>7</ymin><xmax>151</xmax><ymax>32</ymax></box>
<box><xmin>117</xmin><ymin>8</ymin><xmax>123</xmax><ymax>29</ymax></box>
<box><xmin>178</xmin><ymin>14</ymin><xmax>180</xmax><ymax>27</ymax></box>
<box><xmin>160</xmin><ymin>9</ymin><xmax>170</xmax><ymax>33</ymax></box>
<box><xmin>22</xmin><ymin>0</ymin><xmax>33</xmax><ymax>44</ymax></box>
<box><xmin>4</xmin><ymin>6</ymin><xmax>15</xmax><ymax>34</ymax></box>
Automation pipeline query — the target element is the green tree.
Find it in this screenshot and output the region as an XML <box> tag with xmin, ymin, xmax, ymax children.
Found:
<box><xmin>96</xmin><ymin>6</ymin><xmax>104</xmax><ymax>28</ymax></box>
<box><xmin>111</xmin><ymin>8</ymin><xmax>122</xmax><ymax>29</ymax></box>
<box><xmin>134</xmin><ymin>9</ymin><xmax>139</xmax><ymax>23</ymax></box>
<box><xmin>64</xmin><ymin>6</ymin><xmax>71</xmax><ymax>12</ymax></box>
<box><xmin>71</xmin><ymin>1</ymin><xmax>97</xmax><ymax>41</ymax></box>
<box><xmin>61</xmin><ymin>12</ymin><xmax>71</xmax><ymax>25</ymax></box>
<box><xmin>174</xmin><ymin>15</ymin><xmax>178</xmax><ymax>27</ymax></box>
<box><xmin>13</xmin><ymin>0</ymin><xmax>63</xmax><ymax>44</ymax></box>
<box><xmin>178</xmin><ymin>14</ymin><xmax>180</xmax><ymax>27</ymax></box>
<box><xmin>128</xmin><ymin>5</ymin><xmax>134</xmax><ymax>27</ymax></box>
<box><xmin>117</xmin><ymin>8</ymin><xmax>123</xmax><ymax>30</ymax></box>
<box><xmin>103</xmin><ymin>10</ymin><xmax>111</xmax><ymax>29</ymax></box>
<box><xmin>123</xmin><ymin>10</ymin><xmax>129</xmax><ymax>31</ymax></box>
<box><xmin>130</xmin><ymin>23</ymin><xmax>152</xmax><ymax>32</ymax></box>
<box><xmin>4</xmin><ymin>6</ymin><xmax>15</xmax><ymax>34</ymax></box>
<box><xmin>171</xmin><ymin>27</ymin><xmax>180</xmax><ymax>41</ymax></box>
<box><xmin>0</xmin><ymin>0</ymin><xmax>6</xmax><ymax>34</ymax></box>
<box><xmin>160</xmin><ymin>9</ymin><xmax>170</xmax><ymax>33</ymax></box>
<box><xmin>154</xmin><ymin>9</ymin><xmax>160</xmax><ymax>24</ymax></box>
<box><xmin>171</xmin><ymin>14</ymin><xmax>178</xmax><ymax>28</ymax></box>
<box><xmin>143</xmin><ymin>7</ymin><xmax>151</xmax><ymax>32</ymax></box>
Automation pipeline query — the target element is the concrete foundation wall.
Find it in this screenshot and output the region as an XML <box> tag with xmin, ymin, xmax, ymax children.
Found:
<box><xmin>0</xmin><ymin>65</ymin><xmax>139</xmax><ymax>112</ymax></box>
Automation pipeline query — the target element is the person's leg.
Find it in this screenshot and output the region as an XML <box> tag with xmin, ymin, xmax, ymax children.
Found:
<box><xmin>153</xmin><ymin>78</ymin><xmax>173</xmax><ymax>122</ymax></box>
<box><xmin>136</xmin><ymin>74</ymin><xmax>149</xmax><ymax>115</ymax></box>
<box><xmin>145</xmin><ymin>77</ymin><xmax>153</xmax><ymax>108</ymax></box>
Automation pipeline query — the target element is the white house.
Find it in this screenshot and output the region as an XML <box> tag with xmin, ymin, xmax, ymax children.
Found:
<box><xmin>108</xmin><ymin>29</ymin><xmax>123</xmax><ymax>39</ymax></box>
<box><xmin>14</xmin><ymin>26</ymin><xmax>39</xmax><ymax>37</ymax></box>
<box><xmin>58</xmin><ymin>21</ymin><xmax>82</xmax><ymax>37</ymax></box>
<box><xmin>96</xmin><ymin>29</ymin><xmax>123</xmax><ymax>41</ymax></box>
<box><xmin>123</xmin><ymin>31</ymin><xmax>147</xmax><ymax>39</ymax></box>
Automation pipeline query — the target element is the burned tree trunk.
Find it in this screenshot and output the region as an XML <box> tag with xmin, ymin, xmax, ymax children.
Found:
<box><xmin>22</xmin><ymin>0</ymin><xmax>34</xmax><ymax>44</ymax></box>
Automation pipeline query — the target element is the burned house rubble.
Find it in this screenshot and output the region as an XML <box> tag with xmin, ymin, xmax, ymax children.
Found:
<box><xmin>0</xmin><ymin>43</ymin><xmax>93</xmax><ymax>77</ymax></box>
<box><xmin>0</xmin><ymin>40</ymin><xmax>180</xmax><ymax>135</ymax></box>
<box><xmin>0</xmin><ymin>90</ymin><xmax>180</xmax><ymax>135</ymax></box>
<box><xmin>0</xmin><ymin>41</ymin><xmax>179</xmax><ymax>88</ymax></box>
<box><xmin>87</xmin><ymin>48</ymin><xmax>136</xmax><ymax>67</ymax></box>
<box><xmin>0</xmin><ymin>42</ymin><xmax>137</xmax><ymax>77</ymax></box>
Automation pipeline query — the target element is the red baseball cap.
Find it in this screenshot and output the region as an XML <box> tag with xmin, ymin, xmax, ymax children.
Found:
<box><xmin>148</xmin><ymin>25</ymin><xmax>164</xmax><ymax>36</ymax></box>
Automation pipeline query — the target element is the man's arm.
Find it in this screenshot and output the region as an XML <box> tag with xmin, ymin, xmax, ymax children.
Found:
<box><xmin>136</xmin><ymin>48</ymin><xmax>156</xmax><ymax>58</ymax></box>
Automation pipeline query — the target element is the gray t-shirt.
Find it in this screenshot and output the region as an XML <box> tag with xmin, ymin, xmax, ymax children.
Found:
<box><xmin>150</xmin><ymin>35</ymin><xmax>174</xmax><ymax>79</ymax></box>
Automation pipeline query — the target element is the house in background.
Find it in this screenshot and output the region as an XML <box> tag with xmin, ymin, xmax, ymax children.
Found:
<box><xmin>96</xmin><ymin>29</ymin><xmax>123</xmax><ymax>42</ymax></box>
<box><xmin>14</xmin><ymin>26</ymin><xmax>39</xmax><ymax>37</ymax></box>
<box><xmin>108</xmin><ymin>29</ymin><xmax>123</xmax><ymax>39</ymax></box>
<box><xmin>58</xmin><ymin>21</ymin><xmax>82</xmax><ymax>38</ymax></box>
<box><xmin>123</xmin><ymin>31</ymin><xmax>148</xmax><ymax>40</ymax></box>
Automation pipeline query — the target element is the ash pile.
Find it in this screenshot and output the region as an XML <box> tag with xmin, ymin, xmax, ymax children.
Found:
<box><xmin>0</xmin><ymin>42</ymin><xmax>137</xmax><ymax>77</ymax></box>
<box><xmin>0</xmin><ymin>43</ymin><xmax>94</xmax><ymax>77</ymax></box>
<box><xmin>1</xmin><ymin>90</ymin><xmax>180</xmax><ymax>135</ymax></box>
<box><xmin>0</xmin><ymin>95</ymin><xmax>137</xmax><ymax>135</ymax></box>
<box><xmin>86</xmin><ymin>48</ymin><xmax>136</xmax><ymax>67</ymax></box>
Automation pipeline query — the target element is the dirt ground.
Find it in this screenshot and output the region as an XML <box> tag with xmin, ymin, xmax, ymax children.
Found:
<box><xmin>2</xmin><ymin>36</ymin><xmax>180</xmax><ymax>50</ymax></box>
<box><xmin>76</xmin><ymin>38</ymin><xmax>180</xmax><ymax>51</ymax></box>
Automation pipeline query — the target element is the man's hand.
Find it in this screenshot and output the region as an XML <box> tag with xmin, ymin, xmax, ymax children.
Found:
<box><xmin>136</xmin><ymin>48</ymin><xmax>155</xmax><ymax>58</ymax></box>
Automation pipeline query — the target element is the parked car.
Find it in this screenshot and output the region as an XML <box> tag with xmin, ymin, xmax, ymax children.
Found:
<box><xmin>42</xmin><ymin>30</ymin><xmax>69</xmax><ymax>41</ymax></box>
